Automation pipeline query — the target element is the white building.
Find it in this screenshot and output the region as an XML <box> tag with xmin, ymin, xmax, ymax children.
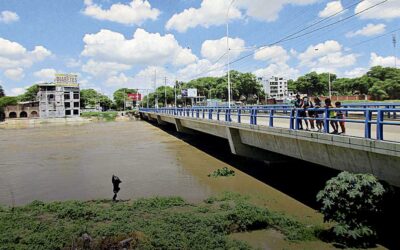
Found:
<box><xmin>258</xmin><ymin>76</ymin><xmax>288</xmax><ymax>100</ymax></box>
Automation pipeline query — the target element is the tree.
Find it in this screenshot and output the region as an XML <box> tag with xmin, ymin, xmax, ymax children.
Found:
<box><xmin>113</xmin><ymin>88</ymin><xmax>137</xmax><ymax>110</ymax></box>
<box><xmin>80</xmin><ymin>89</ymin><xmax>113</xmax><ymax>111</ymax></box>
<box><xmin>0</xmin><ymin>85</ymin><xmax>4</xmax><ymax>98</ymax></box>
<box><xmin>0</xmin><ymin>96</ymin><xmax>19</xmax><ymax>121</ymax></box>
<box><xmin>18</xmin><ymin>84</ymin><xmax>39</xmax><ymax>101</ymax></box>
<box><xmin>368</xmin><ymin>84</ymin><xmax>388</xmax><ymax>100</ymax></box>
<box><xmin>317</xmin><ymin>171</ymin><xmax>385</xmax><ymax>247</ymax></box>
<box><xmin>292</xmin><ymin>72</ymin><xmax>333</xmax><ymax>96</ymax></box>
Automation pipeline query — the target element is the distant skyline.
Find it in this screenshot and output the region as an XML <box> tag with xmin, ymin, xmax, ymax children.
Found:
<box><xmin>0</xmin><ymin>0</ymin><xmax>399</xmax><ymax>97</ymax></box>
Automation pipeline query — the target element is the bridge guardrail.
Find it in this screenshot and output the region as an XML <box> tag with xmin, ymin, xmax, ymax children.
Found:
<box><xmin>140</xmin><ymin>106</ymin><xmax>400</xmax><ymax>141</ymax></box>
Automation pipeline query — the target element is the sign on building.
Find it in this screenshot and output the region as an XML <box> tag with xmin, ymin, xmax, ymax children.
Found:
<box><xmin>54</xmin><ymin>74</ymin><xmax>78</xmax><ymax>87</ymax></box>
<box><xmin>187</xmin><ymin>88</ymin><xmax>197</xmax><ymax>97</ymax></box>
<box><xmin>181</xmin><ymin>89</ymin><xmax>188</xmax><ymax>97</ymax></box>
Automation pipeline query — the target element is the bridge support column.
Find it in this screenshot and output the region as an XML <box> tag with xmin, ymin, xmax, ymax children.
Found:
<box><xmin>156</xmin><ymin>115</ymin><xmax>166</xmax><ymax>125</ymax></box>
<box><xmin>226</xmin><ymin>127</ymin><xmax>282</xmax><ymax>162</ymax></box>
<box><xmin>175</xmin><ymin>118</ymin><xmax>196</xmax><ymax>134</ymax></box>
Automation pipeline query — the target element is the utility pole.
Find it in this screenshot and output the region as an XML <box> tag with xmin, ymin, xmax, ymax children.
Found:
<box><xmin>226</xmin><ymin>0</ymin><xmax>235</xmax><ymax>108</ymax></box>
<box><xmin>164</xmin><ymin>76</ymin><xmax>167</xmax><ymax>107</ymax></box>
<box><xmin>174</xmin><ymin>80</ymin><xmax>177</xmax><ymax>107</ymax></box>
<box><xmin>154</xmin><ymin>69</ymin><xmax>157</xmax><ymax>108</ymax></box>
<box><xmin>393</xmin><ymin>34</ymin><xmax>397</xmax><ymax>68</ymax></box>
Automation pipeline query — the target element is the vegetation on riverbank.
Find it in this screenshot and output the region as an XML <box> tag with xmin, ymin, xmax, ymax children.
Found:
<box><xmin>0</xmin><ymin>192</ymin><xmax>319</xmax><ymax>250</ymax></box>
<box><xmin>81</xmin><ymin>111</ymin><xmax>118</xmax><ymax>122</ymax></box>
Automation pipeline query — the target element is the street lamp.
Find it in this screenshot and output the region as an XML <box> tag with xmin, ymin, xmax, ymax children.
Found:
<box><xmin>315</xmin><ymin>48</ymin><xmax>332</xmax><ymax>99</ymax></box>
<box><xmin>226</xmin><ymin>0</ymin><xmax>235</xmax><ymax>108</ymax></box>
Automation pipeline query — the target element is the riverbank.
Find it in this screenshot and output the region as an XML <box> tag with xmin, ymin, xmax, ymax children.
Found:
<box><xmin>0</xmin><ymin>192</ymin><xmax>328</xmax><ymax>250</ymax></box>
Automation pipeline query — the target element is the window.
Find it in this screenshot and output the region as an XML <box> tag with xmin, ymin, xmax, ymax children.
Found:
<box><xmin>64</xmin><ymin>93</ymin><xmax>70</xmax><ymax>100</ymax></box>
<box><xmin>73</xmin><ymin>109</ymin><xmax>79</xmax><ymax>115</ymax></box>
<box><xmin>73</xmin><ymin>92</ymin><xmax>79</xmax><ymax>99</ymax></box>
<box><xmin>65</xmin><ymin>102</ymin><xmax>70</xmax><ymax>108</ymax></box>
<box><xmin>74</xmin><ymin>102</ymin><xmax>79</xmax><ymax>108</ymax></box>
<box><xmin>65</xmin><ymin>110</ymin><xmax>71</xmax><ymax>115</ymax></box>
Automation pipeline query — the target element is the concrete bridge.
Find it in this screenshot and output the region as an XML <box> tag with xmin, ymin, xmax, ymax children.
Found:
<box><xmin>140</xmin><ymin>107</ymin><xmax>400</xmax><ymax>187</ymax></box>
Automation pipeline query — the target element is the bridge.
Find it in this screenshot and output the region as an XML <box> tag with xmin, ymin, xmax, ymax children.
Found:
<box><xmin>139</xmin><ymin>105</ymin><xmax>400</xmax><ymax>187</ymax></box>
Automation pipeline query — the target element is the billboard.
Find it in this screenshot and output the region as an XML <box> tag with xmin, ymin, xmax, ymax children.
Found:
<box><xmin>181</xmin><ymin>89</ymin><xmax>188</xmax><ymax>97</ymax></box>
<box><xmin>188</xmin><ymin>88</ymin><xmax>197</xmax><ymax>97</ymax></box>
<box><xmin>54</xmin><ymin>74</ymin><xmax>78</xmax><ymax>87</ymax></box>
<box><xmin>127</xmin><ymin>93</ymin><xmax>142</xmax><ymax>101</ymax></box>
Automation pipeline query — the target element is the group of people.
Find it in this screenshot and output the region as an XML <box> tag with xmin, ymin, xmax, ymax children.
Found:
<box><xmin>294</xmin><ymin>94</ymin><xmax>346</xmax><ymax>135</ymax></box>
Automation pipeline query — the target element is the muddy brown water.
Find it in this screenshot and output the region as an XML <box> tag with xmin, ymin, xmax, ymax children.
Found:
<box><xmin>0</xmin><ymin>121</ymin><xmax>389</xmax><ymax>249</ymax></box>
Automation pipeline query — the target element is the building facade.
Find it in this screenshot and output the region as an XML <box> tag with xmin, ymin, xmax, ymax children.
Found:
<box><xmin>4</xmin><ymin>101</ymin><xmax>40</xmax><ymax>119</ymax></box>
<box><xmin>38</xmin><ymin>74</ymin><xmax>80</xmax><ymax>118</ymax></box>
<box><xmin>258</xmin><ymin>76</ymin><xmax>288</xmax><ymax>100</ymax></box>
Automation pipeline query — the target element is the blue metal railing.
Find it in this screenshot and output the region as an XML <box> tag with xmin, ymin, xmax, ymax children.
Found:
<box><xmin>140</xmin><ymin>106</ymin><xmax>400</xmax><ymax>141</ymax></box>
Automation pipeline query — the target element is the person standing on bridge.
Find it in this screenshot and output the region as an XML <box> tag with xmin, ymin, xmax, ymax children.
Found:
<box><xmin>314</xmin><ymin>97</ymin><xmax>324</xmax><ymax>132</ymax></box>
<box><xmin>112</xmin><ymin>175</ymin><xmax>122</xmax><ymax>201</ymax></box>
<box><xmin>335</xmin><ymin>101</ymin><xmax>346</xmax><ymax>135</ymax></box>
<box><xmin>294</xmin><ymin>94</ymin><xmax>304</xmax><ymax>130</ymax></box>
<box><xmin>325</xmin><ymin>98</ymin><xmax>338</xmax><ymax>134</ymax></box>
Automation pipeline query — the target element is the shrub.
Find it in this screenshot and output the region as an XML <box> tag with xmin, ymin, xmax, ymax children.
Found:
<box><xmin>316</xmin><ymin>171</ymin><xmax>385</xmax><ymax>247</ymax></box>
<box><xmin>208</xmin><ymin>167</ymin><xmax>235</xmax><ymax>177</ymax></box>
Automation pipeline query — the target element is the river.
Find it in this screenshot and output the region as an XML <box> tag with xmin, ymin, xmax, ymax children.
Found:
<box><xmin>0</xmin><ymin>120</ymin><xmax>390</xmax><ymax>249</ymax></box>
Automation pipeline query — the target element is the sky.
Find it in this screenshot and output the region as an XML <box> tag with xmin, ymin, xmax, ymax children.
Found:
<box><xmin>0</xmin><ymin>0</ymin><xmax>399</xmax><ymax>97</ymax></box>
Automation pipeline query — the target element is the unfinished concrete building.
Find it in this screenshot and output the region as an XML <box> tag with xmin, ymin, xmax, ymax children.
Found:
<box><xmin>38</xmin><ymin>74</ymin><xmax>80</xmax><ymax>118</ymax></box>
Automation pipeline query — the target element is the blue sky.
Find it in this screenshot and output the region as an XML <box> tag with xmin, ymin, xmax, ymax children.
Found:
<box><xmin>0</xmin><ymin>0</ymin><xmax>399</xmax><ymax>97</ymax></box>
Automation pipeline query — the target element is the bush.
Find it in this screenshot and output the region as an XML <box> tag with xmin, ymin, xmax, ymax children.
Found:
<box><xmin>208</xmin><ymin>167</ymin><xmax>235</xmax><ymax>177</ymax></box>
<box><xmin>316</xmin><ymin>171</ymin><xmax>385</xmax><ymax>247</ymax></box>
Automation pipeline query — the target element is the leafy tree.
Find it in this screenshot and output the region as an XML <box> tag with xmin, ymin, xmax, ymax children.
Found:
<box><xmin>80</xmin><ymin>89</ymin><xmax>113</xmax><ymax>111</ymax></box>
<box><xmin>0</xmin><ymin>85</ymin><xmax>4</xmax><ymax>98</ymax></box>
<box><xmin>18</xmin><ymin>84</ymin><xmax>39</xmax><ymax>101</ymax></box>
<box><xmin>317</xmin><ymin>171</ymin><xmax>385</xmax><ymax>247</ymax></box>
<box><xmin>113</xmin><ymin>88</ymin><xmax>137</xmax><ymax>110</ymax></box>
<box><xmin>292</xmin><ymin>72</ymin><xmax>333</xmax><ymax>96</ymax></box>
<box><xmin>0</xmin><ymin>96</ymin><xmax>18</xmax><ymax>108</ymax></box>
<box><xmin>368</xmin><ymin>84</ymin><xmax>388</xmax><ymax>100</ymax></box>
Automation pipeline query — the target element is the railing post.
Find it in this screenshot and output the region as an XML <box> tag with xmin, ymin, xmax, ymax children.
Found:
<box><xmin>196</xmin><ymin>109</ymin><xmax>199</xmax><ymax>118</ymax></box>
<box><xmin>376</xmin><ymin>110</ymin><xmax>384</xmax><ymax>140</ymax></box>
<box><xmin>202</xmin><ymin>109</ymin><xmax>205</xmax><ymax>119</ymax></box>
<box><xmin>227</xmin><ymin>108</ymin><xmax>232</xmax><ymax>122</ymax></box>
<box><xmin>324</xmin><ymin>108</ymin><xmax>330</xmax><ymax>133</ymax></box>
<box><xmin>217</xmin><ymin>108</ymin><xmax>220</xmax><ymax>121</ymax></box>
<box><xmin>386</xmin><ymin>105</ymin><xmax>390</xmax><ymax>119</ymax></box>
<box><xmin>209</xmin><ymin>108</ymin><xmax>213</xmax><ymax>120</ymax></box>
<box><xmin>250</xmin><ymin>108</ymin><xmax>254</xmax><ymax>125</ymax></box>
<box><xmin>295</xmin><ymin>109</ymin><xmax>300</xmax><ymax>130</ymax></box>
<box><xmin>269</xmin><ymin>109</ymin><xmax>274</xmax><ymax>127</ymax></box>
<box><xmin>191</xmin><ymin>109</ymin><xmax>194</xmax><ymax>117</ymax></box>
<box><xmin>364</xmin><ymin>109</ymin><xmax>372</xmax><ymax>139</ymax></box>
<box><xmin>393</xmin><ymin>105</ymin><xmax>397</xmax><ymax>119</ymax></box>
<box><xmin>290</xmin><ymin>109</ymin><xmax>294</xmax><ymax>129</ymax></box>
<box><xmin>254</xmin><ymin>108</ymin><xmax>258</xmax><ymax>125</ymax></box>
<box><xmin>237</xmin><ymin>108</ymin><xmax>241</xmax><ymax>123</ymax></box>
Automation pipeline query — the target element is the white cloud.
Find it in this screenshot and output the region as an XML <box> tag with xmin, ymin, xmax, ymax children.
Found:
<box><xmin>166</xmin><ymin>0</ymin><xmax>242</xmax><ymax>32</ymax></box>
<box><xmin>81</xmin><ymin>28</ymin><xmax>197</xmax><ymax>70</ymax></box>
<box><xmin>4</xmin><ymin>68</ymin><xmax>24</xmax><ymax>81</ymax></box>
<box><xmin>346</xmin><ymin>23</ymin><xmax>386</xmax><ymax>37</ymax></box>
<box><xmin>0</xmin><ymin>38</ymin><xmax>52</xmax><ymax>70</ymax></box>
<box><xmin>105</xmin><ymin>73</ymin><xmax>133</xmax><ymax>87</ymax></box>
<box><xmin>201</xmin><ymin>37</ymin><xmax>245</xmax><ymax>61</ymax></box>
<box><xmin>66</xmin><ymin>58</ymin><xmax>82</xmax><ymax>68</ymax></box>
<box><xmin>83</xmin><ymin>0</ymin><xmax>160</xmax><ymax>25</ymax></box>
<box><xmin>318</xmin><ymin>1</ymin><xmax>344</xmax><ymax>18</ymax></box>
<box><xmin>10</xmin><ymin>87</ymin><xmax>26</xmax><ymax>96</ymax></box>
<box><xmin>253</xmin><ymin>63</ymin><xmax>299</xmax><ymax>79</ymax></box>
<box><xmin>177</xmin><ymin>59</ymin><xmax>225</xmax><ymax>82</ymax></box>
<box><xmin>344</xmin><ymin>67</ymin><xmax>368</xmax><ymax>78</ymax></box>
<box><xmin>34</xmin><ymin>68</ymin><xmax>57</xmax><ymax>82</ymax></box>
<box><xmin>298</xmin><ymin>40</ymin><xmax>357</xmax><ymax>72</ymax></box>
<box><xmin>355</xmin><ymin>0</ymin><xmax>400</xmax><ymax>20</ymax></box>
<box><xmin>166</xmin><ymin>0</ymin><xmax>318</xmax><ymax>32</ymax></box>
<box><xmin>254</xmin><ymin>45</ymin><xmax>290</xmax><ymax>63</ymax></box>
<box><xmin>370</xmin><ymin>52</ymin><xmax>399</xmax><ymax>67</ymax></box>
<box><xmin>0</xmin><ymin>11</ymin><xmax>19</xmax><ymax>24</ymax></box>
<box><xmin>82</xmin><ymin>59</ymin><xmax>131</xmax><ymax>76</ymax></box>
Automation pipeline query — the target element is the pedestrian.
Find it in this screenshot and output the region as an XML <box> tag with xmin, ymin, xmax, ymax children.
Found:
<box><xmin>301</xmin><ymin>96</ymin><xmax>310</xmax><ymax>130</ymax></box>
<box><xmin>294</xmin><ymin>94</ymin><xmax>304</xmax><ymax>129</ymax></box>
<box><xmin>304</xmin><ymin>96</ymin><xmax>315</xmax><ymax>130</ymax></box>
<box><xmin>335</xmin><ymin>101</ymin><xmax>346</xmax><ymax>135</ymax></box>
<box><xmin>324</xmin><ymin>98</ymin><xmax>338</xmax><ymax>134</ymax></box>
<box><xmin>314</xmin><ymin>97</ymin><xmax>324</xmax><ymax>132</ymax></box>
<box><xmin>112</xmin><ymin>174</ymin><xmax>122</xmax><ymax>201</ymax></box>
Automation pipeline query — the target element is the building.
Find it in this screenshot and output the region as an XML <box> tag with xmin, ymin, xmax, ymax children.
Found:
<box><xmin>4</xmin><ymin>101</ymin><xmax>40</xmax><ymax>119</ymax></box>
<box><xmin>38</xmin><ymin>74</ymin><xmax>80</xmax><ymax>118</ymax></box>
<box><xmin>258</xmin><ymin>76</ymin><xmax>288</xmax><ymax>100</ymax></box>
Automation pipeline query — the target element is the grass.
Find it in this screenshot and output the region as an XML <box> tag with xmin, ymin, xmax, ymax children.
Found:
<box><xmin>0</xmin><ymin>193</ymin><xmax>318</xmax><ymax>250</ymax></box>
<box><xmin>81</xmin><ymin>111</ymin><xmax>118</xmax><ymax>122</ymax></box>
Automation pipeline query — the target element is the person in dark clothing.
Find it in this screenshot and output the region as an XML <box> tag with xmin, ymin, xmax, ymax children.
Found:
<box><xmin>112</xmin><ymin>175</ymin><xmax>122</xmax><ymax>201</ymax></box>
<box><xmin>294</xmin><ymin>94</ymin><xmax>304</xmax><ymax>129</ymax></box>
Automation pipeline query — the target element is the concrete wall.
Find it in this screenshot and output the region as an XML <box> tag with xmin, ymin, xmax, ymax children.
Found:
<box><xmin>141</xmin><ymin>112</ymin><xmax>400</xmax><ymax>187</ymax></box>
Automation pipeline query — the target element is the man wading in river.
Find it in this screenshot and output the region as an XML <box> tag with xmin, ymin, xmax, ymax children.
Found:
<box><xmin>112</xmin><ymin>175</ymin><xmax>122</xmax><ymax>201</ymax></box>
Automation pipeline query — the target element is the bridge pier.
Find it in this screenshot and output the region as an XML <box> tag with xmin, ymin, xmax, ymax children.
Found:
<box><xmin>226</xmin><ymin>127</ymin><xmax>284</xmax><ymax>163</ymax></box>
<box><xmin>175</xmin><ymin>118</ymin><xmax>196</xmax><ymax>134</ymax></box>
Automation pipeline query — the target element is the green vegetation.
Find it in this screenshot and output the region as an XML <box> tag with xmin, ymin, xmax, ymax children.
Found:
<box><xmin>208</xmin><ymin>167</ymin><xmax>236</xmax><ymax>177</ymax></box>
<box><xmin>316</xmin><ymin>171</ymin><xmax>386</xmax><ymax>247</ymax></box>
<box><xmin>81</xmin><ymin>111</ymin><xmax>118</xmax><ymax>121</ymax></box>
<box><xmin>113</xmin><ymin>88</ymin><xmax>138</xmax><ymax>110</ymax></box>
<box><xmin>0</xmin><ymin>193</ymin><xmax>317</xmax><ymax>250</ymax></box>
<box><xmin>80</xmin><ymin>89</ymin><xmax>113</xmax><ymax>111</ymax></box>
<box><xmin>291</xmin><ymin>66</ymin><xmax>400</xmax><ymax>100</ymax></box>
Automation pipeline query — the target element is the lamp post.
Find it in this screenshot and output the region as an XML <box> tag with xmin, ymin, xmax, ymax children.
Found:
<box><xmin>226</xmin><ymin>0</ymin><xmax>235</xmax><ymax>108</ymax></box>
<box><xmin>315</xmin><ymin>48</ymin><xmax>332</xmax><ymax>99</ymax></box>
